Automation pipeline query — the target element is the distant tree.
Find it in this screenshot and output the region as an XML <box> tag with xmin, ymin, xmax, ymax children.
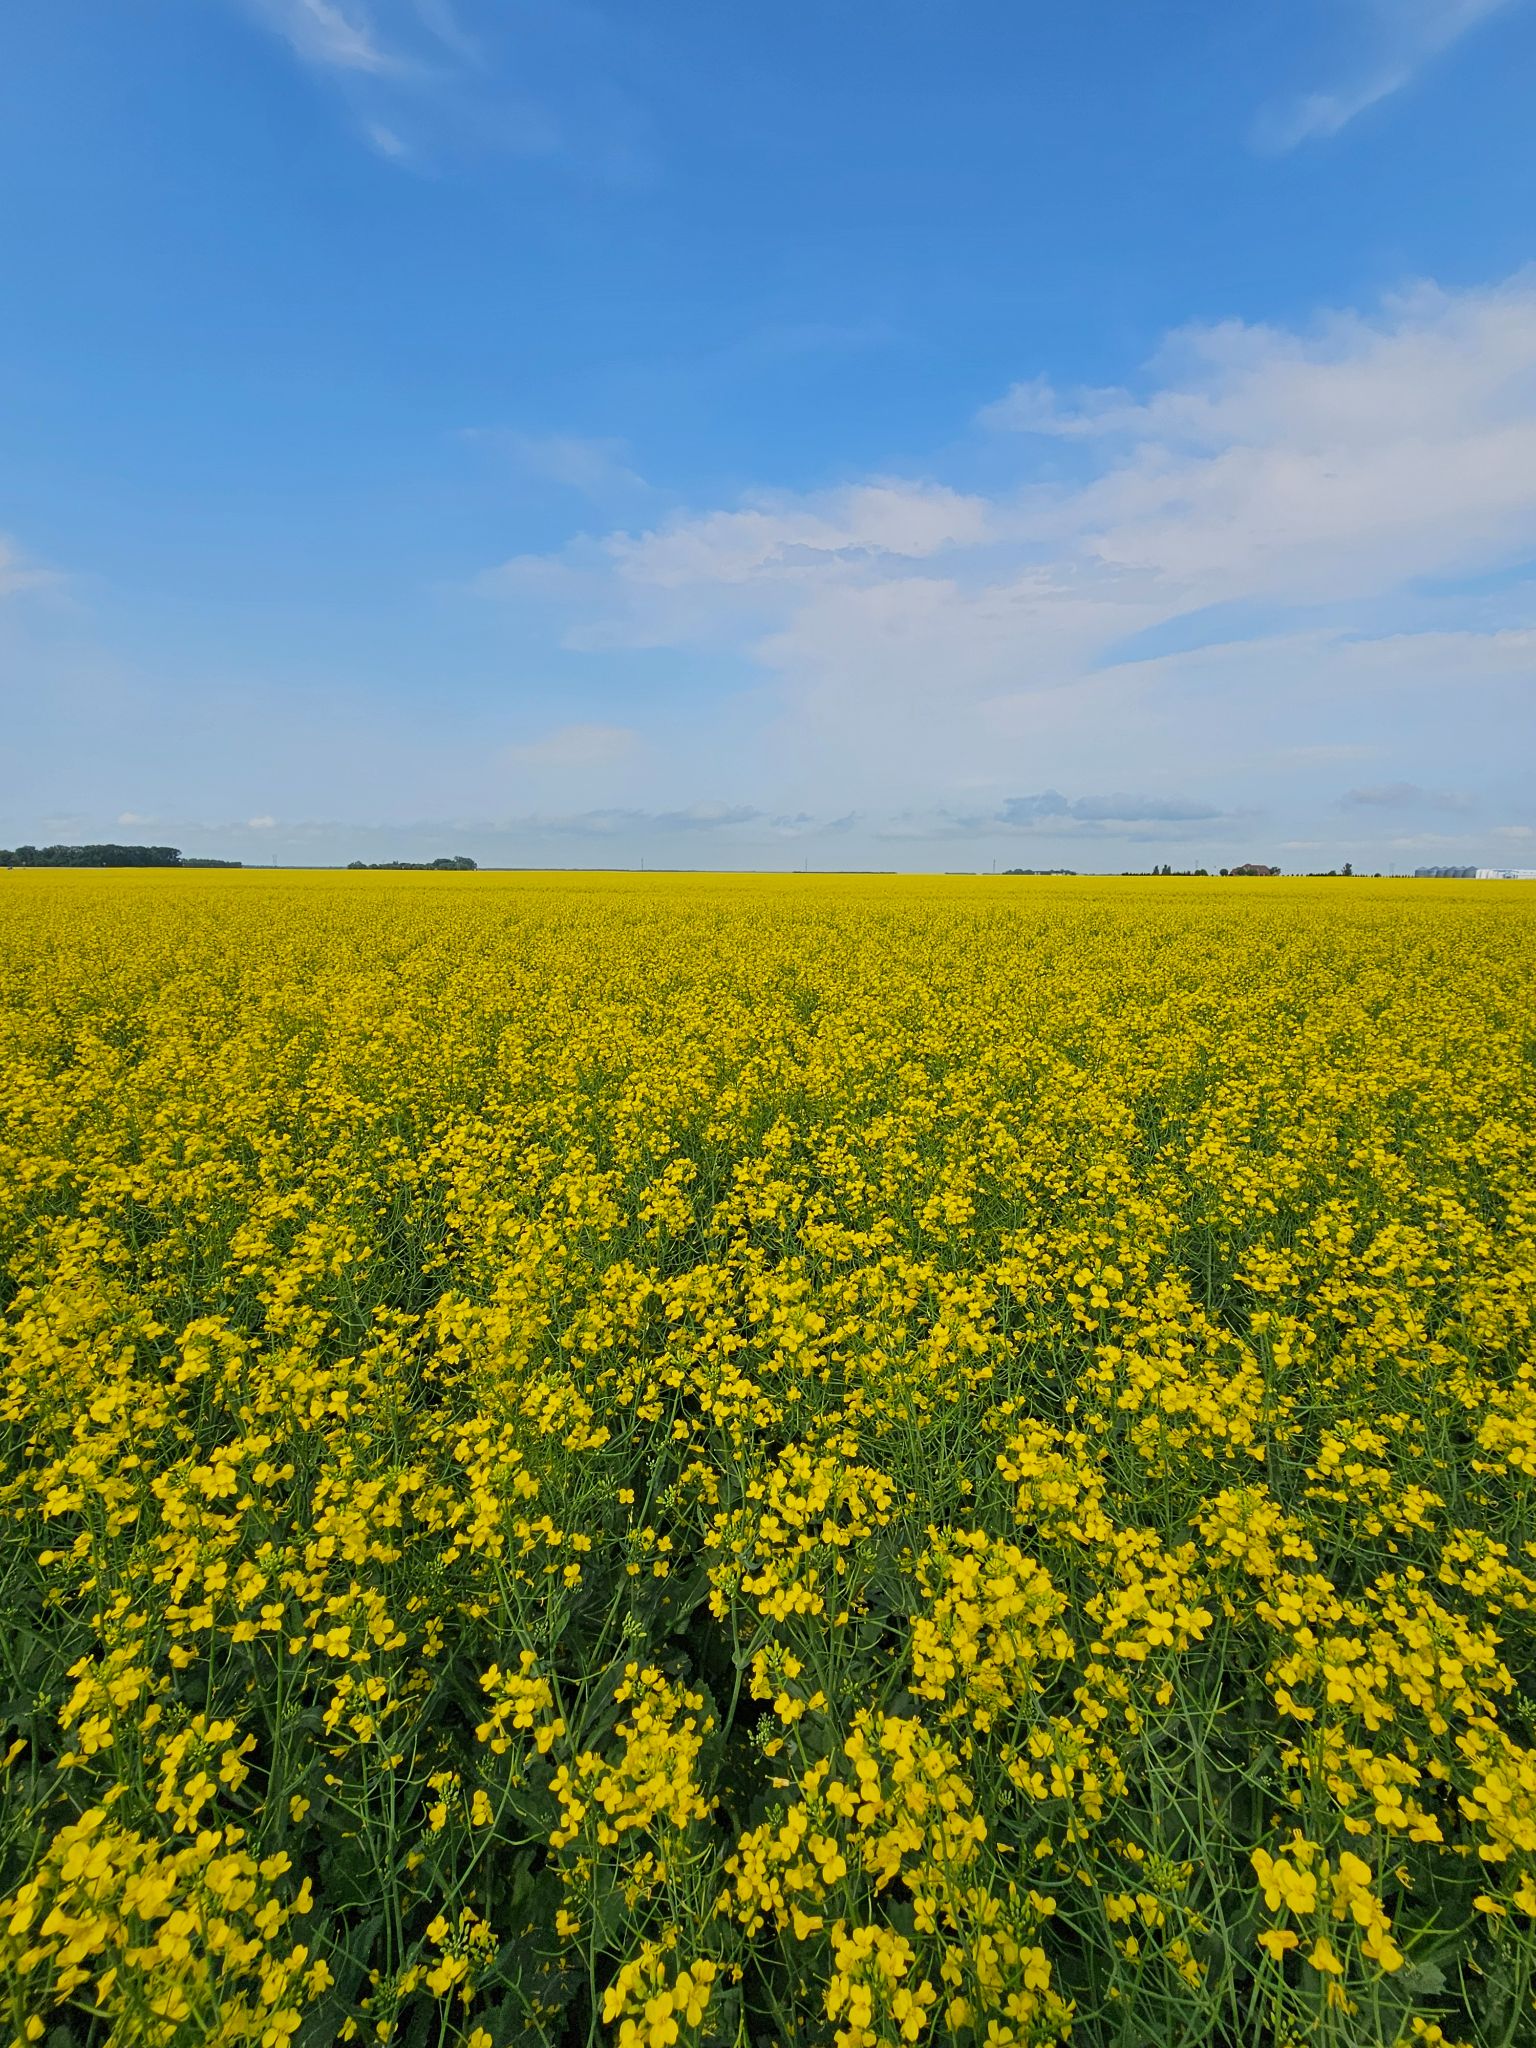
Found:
<box><xmin>344</xmin><ymin>855</ymin><xmax>478</xmax><ymax>872</ymax></box>
<box><xmin>1</xmin><ymin>842</ymin><xmax>183</xmax><ymax>867</ymax></box>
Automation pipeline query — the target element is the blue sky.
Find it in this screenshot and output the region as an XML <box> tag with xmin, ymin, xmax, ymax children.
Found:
<box><xmin>4</xmin><ymin>0</ymin><xmax>1536</xmax><ymax>870</ymax></box>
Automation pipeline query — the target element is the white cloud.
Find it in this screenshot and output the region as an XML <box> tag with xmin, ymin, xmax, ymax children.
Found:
<box><xmin>116</xmin><ymin>811</ymin><xmax>155</xmax><ymax>827</ymax></box>
<box><xmin>984</xmin><ymin>281</ymin><xmax>1536</xmax><ymax>604</ymax></box>
<box><xmin>1256</xmin><ymin>0</ymin><xmax>1517</xmax><ymax>149</ymax></box>
<box><xmin>606</xmin><ymin>480</ymin><xmax>994</xmax><ymax>589</ymax></box>
<box><xmin>485</xmin><ymin>481</ymin><xmax>1002</xmax><ymax>676</ymax></box>
<box><xmin>247</xmin><ymin>815</ymin><xmax>278</xmax><ymax>829</ymax></box>
<box><xmin>484</xmin><ymin>276</ymin><xmax>1536</xmax><ymax>801</ymax></box>
<box><xmin>453</xmin><ymin>274</ymin><xmax>1536</xmax><ymax>864</ymax></box>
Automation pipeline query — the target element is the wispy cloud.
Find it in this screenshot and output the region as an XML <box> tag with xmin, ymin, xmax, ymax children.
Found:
<box><xmin>1256</xmin><ymin>0</ymin><xmax>1518</xmax><ymax>150</ymax></box>
<box><xmin>197</xmin><ymin>804</ymin><xmax>778</xmax><ymax>846</ymax></box>
<box><xmin>1001</xmin><ymin>791</ymin><xmax>1225</xmax><ymax>826</ymax></box>
<box><xmin>365</xmin><ymin>120</ymin><xmax>410</xmax><ymax>159</ymax></box>
<box><xmin>532</xmin><ymin>802</ymin><xmax>764</xmax><ymax>838</ymax></box>
<box><xmin>81</xmin><ymin>795</ymin><xmax>1249</xmax><ymax>857</ymax></box>
<box><xmin>502</xmin><ymin>722</ymin><xmax>642</xmax><ymax>771</ymax></box>
<box><xmin>230</xmin><ymin>0</ymin><xmax>643</xmax><ymax>171</ymax></box>
<box><xmin>877</xmin><ymin>791</ymin><xmax>1245</xmax><ymax>844</ymax></box>
<box><xmin>1340</xmin><ymin>781</ymin><xmax>1472</xmax><ymax>809</ymax></box>
<box><xmin>1270</xmin><ymin>742</ymin><xmax>1381</xmax><ymax>767</ymax></box>
<box><xmin>242</xmin><ymin>0</ymin><xmax>485</xmax><ymax>76</ymax></box>
<box><xmin>0</xmin><ymin>534</ymin><xmax>61</xmax><ymax>599</ymax></box>
<box><xmin>241</xmin><ymin>0</ymin><xmax>402</xmax><ymax>76</ymax></box>
<box><xmin>466</xmin><ymin>431</ymin><xmax>650</xmax><ymax>505</ymax></box>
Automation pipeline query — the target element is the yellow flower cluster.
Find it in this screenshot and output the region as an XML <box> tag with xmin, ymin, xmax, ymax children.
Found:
<box><xmin>909</xmin><ymin>1531</ymin><xmax>1074</xmax><ymax>1729</ymax></box>
<box><xmin>1252</xmin><ymin>1837</ymin><xmax>1404</xmax><ymax>1972</ymax></box>
<box><xmin>0</xmin><ymin>1806</ymin><xmax>323</xmax><ymax>2043</ymax></box>
<box><xmin>546</xmin><ymin>1665</ymin><xmax>714</xmax><ymax>1851</ymax></box>
<box><xmin>601</xmin><ymin>1942</ymin><xmax>720</xmax><ymax>2048</ymax></box>
<box><xmin>1</xmin><ymin>868</ymin><xmax>1534</xmax><ymax>2047</ymax></box>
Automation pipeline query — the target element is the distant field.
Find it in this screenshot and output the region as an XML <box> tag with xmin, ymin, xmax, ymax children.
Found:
<box><xmin>1</xmin><ymin>872</ymin><xmax>1533</xmax><ymax>2048</ymax></box>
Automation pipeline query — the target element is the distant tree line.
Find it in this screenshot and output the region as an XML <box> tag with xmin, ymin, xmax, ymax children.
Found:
<box><xmin>1</xmin><ymin>843</ymin><xmax>241</xmax><ymax>868</ymax></box>
<box><xmin>1001</xmin><ymin>867</ymin><xmax>1077</xmax><ymax>876</ymax></box>
<box><xmin>345</xmin><ymin>856</ymin><xmax>478</xmax><ymax>872</ymax></box>
<box><xmin>1133</xmin><ymin>863</ymin><xmax>1371</xmax><ymax>878</ymax></box>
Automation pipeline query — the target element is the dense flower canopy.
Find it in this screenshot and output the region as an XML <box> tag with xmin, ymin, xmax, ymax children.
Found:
<box><xmin>0</xmin><ymin>871</ymin><xmax>1533</xmax><ymax>2047</ymax></box>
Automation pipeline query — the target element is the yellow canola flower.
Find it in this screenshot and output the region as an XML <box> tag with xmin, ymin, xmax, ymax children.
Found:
<box><xmin>2</xmin><ymin>868</ymin><xmax>1535</xmax><ymax>2047</ymax></box>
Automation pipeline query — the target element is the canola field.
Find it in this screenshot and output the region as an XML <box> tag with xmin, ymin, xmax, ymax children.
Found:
<box><xmin>2</xmin><ymin>870</ymin><xmax>1535</xmax><ymax>2048</ymax></box>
